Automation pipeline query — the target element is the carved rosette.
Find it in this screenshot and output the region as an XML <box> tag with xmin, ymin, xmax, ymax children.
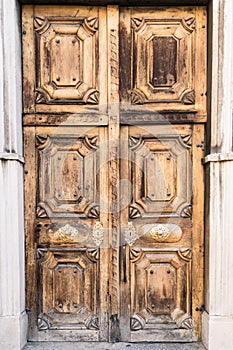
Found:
<box><xmin>57</xmin><ymin>224</ymin><xmax>79</xmax><ymax>242</ymax></box>
<box><xmin>92</xmin><ymin>222</ymin><xmax>104</xmax><ymax>247</ymax></box>
<box><xmin>149</xmin><ymin>224</ymin><xmax>170</xmax><ymax>242</ymax></box>
<box><xmin>125</xmin><ymin>222</ymin><xmax>139</xmax><ymax>246</ymax></box>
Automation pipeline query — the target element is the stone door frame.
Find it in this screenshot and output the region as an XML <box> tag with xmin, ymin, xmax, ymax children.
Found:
<box><xmin>0</xmin><ymin>1</ymin><xmax>233</xmax><ymax>349</ymax></box>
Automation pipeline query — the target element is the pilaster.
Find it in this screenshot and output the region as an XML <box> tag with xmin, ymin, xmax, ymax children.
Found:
<box><xmin>0</xmin><ymin>0</ymin><xmax>28</xmax><ymax>348</ymax></box>
<box><xmin>203</xmin><ymin>1</ymin><xmax>233</xmax><ymax>349</ymax></box>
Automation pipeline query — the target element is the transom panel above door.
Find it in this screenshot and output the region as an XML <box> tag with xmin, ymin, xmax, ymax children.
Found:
<box><xmin>23</xmin><ymin>5</ymin><xmax>206</xmax><ymax>343</ymax></box>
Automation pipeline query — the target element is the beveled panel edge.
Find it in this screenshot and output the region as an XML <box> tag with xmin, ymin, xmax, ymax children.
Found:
<box><xmin>120</xmin><ymin>111</ymin><xmax>207</xmax><ymax>124</ymax></box>
<box><xmin>23</xmin><ymin>113</ymin><xmax>109</xmax><ymax>126</ymax></box>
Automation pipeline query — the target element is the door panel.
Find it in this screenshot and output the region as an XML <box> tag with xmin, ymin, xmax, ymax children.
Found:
<box><xmin>120</xmin><ymin>6</ymin><xmax>207</xmax><ymax>120</ymax></box>
<box><xmin>23</xmin><ymin>5</ymin><xmax>206</xmax><ymax>343</ymax></box>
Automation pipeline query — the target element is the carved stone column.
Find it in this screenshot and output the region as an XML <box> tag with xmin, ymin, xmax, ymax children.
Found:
<box><xmin>202</xmin><ymin>1</ymin><xmax>233</xmax><ymax>349</ymax></box>
<box><xmin>0</xmin><ymin>0</ymin><xmax>27</xmax><ymax>348</ymax></box>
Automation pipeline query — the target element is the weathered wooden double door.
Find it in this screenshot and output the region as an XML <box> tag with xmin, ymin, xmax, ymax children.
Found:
<box><xmin>23</xmin><ymin>5</ymin><xmax>206</xmax><ymax>342</ymax></box>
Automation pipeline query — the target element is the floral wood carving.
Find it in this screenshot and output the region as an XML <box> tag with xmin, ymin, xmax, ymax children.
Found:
<box><xmin>149</xmin><ymin>224</ymin><xmax>170</xmax><ymax>242</ymax></box>
<box><xmin>57</xmin><ymin>224</ymin><xmax>79</xmax><ymax>242</ymax></box>
<box><xmin>171</xmin><ymin>308</ymin><xmax>194</xmax><ymax>330</ymax></box>
<box><xmin>125</xmin><ymin>222</ymin><xmax>139</xmax><ymax>246</ymax></box>
<box><xmin>92</xmin><ymin>221</ymin><xmax>104</xmax><ymax>247</ymax></box>
<box><xmin>182</xmin><ymin>90</ymin><xmax>195</xmax><ymax>105</ymax></box>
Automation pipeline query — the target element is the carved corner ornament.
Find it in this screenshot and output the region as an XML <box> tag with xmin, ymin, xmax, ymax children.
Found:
<box><xmin>87</xmin><ymin>205</ymin><xmax>100</xmax><ymax>219</ymax></box>
<box><xmin>84</xmin><ymin>135</ymin><xmax>99</xmax><ymax>150</ymax></box>
<box><xmin>36</xmin><ymin>134</ymin><xmax>51</xmax><ymax>150</ymax></box>
<box><xmin>182</xmin><ymin>17</ymin><xmax>196</xmax><ymax>32</ymax></box>
<box><xmin>181</xmin><ymin>134</ymin><xmax>192</xmax><ymax>147</ymax></box>
<box><xmin>129</xmin><ymin>248</ymin><xmax>143</xmax><ymax>263</ymax></box>
<box><xmin>92</xmin><ymin>221</ymin><xmax>104</xmax><ymax>247</ymax></box>
<box><xmin>131</xmin><ymin>17</ymin><xmax>146</xmax><ymax>33</ymax></box>
<box><xmin>83</xmin><ymin>17</ymin><xmax>99</xmax><ymax>34</ymax></box>
<box><xmin>86</xmin><ymin>248</ymin><xmax>99</xmax><ymax>262</ymax></box>
<box><xmin>38</xmin><ymin>313</ymin><xmax>52</xmax><ymax>331</ymax></box>
<box><xmin>34</xmin><ymin>17</ymin><xmax>49</xmax><ymax>33</ymax></box>
<box><xmin>37</xmin><ymin>204</ymin><xmax>48</xmax><ymax>218</ymax></box>
<box><xmin>129</xmin><ymin>206</ymin><xmax>142</xmax><ymax>219</ymax></box>
<box><xmin>125</xmin><ymin>222</ymin><xmax>139</xmax><ymax>246</ymax></box>
<box><xmin>171</xmin><ymin>308</ymin><xmax>194</xmax><ymax>330</ymax></box>
<box><xmin>180</xmin><ymin>204</ymin><xmax>192</xmax><ymax>218</ymax></box>
<box><xmin>181</xmin><ymin>90</ymin><xmax>195</xmax><ymax>105</ymax></box>
<box><xmin>129</xmin><ymin>136</ymin><xmax>143</xmax><ymax>150</ymax></box>
<box><xmin>84</xmin><ymin>314</ymin><xmax>99</xmax><ymax>330</ymax></box>
<box><xmin>178</xmin><ymin>248</ymin><xmax>192</xmax><ymax>262</ymax></box>
<box><xmin>130</xmin><ymin>309</ymin><xmax>150</xmax><ymax>331</ymax></box>
<box><xmin>130</xmin><ymin>89</ymin><xmax>146</xmax><ymax>105</ymax></box>
<box><xmin>83</xmin><ymin>89</ymin><xmax>99</xmax><ymax>104</ymax></box>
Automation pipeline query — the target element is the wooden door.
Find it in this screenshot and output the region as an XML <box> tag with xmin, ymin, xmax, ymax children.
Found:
<box><xmin>23</xmin><ymin>5</ymin><xmax>206</xmax><ymax>342</ymax></box>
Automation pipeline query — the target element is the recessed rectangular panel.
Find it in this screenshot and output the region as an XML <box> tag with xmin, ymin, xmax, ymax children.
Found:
<box><xmin>130</xmin><ymin>249</ymin><xmax>191</xmax><ymax>331</ymax></box>
<box><xmin>151</xmin><ymin>36</ymin><xmax>177</xmax><ymax>88</ymax></box>
<box><xmin>129</xmin><ymin>125</ymin><xmax>192</xmax><ymax>218</ymax></box>
<box><xmin>38</xmin><ymin>249</ymin><xmax>99</xmax><ymax>331</ymax></box>
<box><xmin>36</xmin><ymin>133</ymin><xmax>99</xmax><ymax>219</ymax></box>
<box><xmin>35</xmin><ymin>14</ymin><xmax>99</xmax><ymax>105</ymax></box>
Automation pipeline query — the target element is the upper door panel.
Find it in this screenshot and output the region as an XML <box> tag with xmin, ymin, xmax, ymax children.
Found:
<box><xmin>23</xmin><ymin>6</ymin><xmax>107</xmax><ymax>114</ymax></box>
<box><xmin>120</xmin><ymin>7</ymin><xmax>207</xmax><ymax>121</ymax></box>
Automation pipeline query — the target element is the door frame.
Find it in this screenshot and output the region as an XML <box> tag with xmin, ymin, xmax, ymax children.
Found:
<box><xmin>1</xmin><ymin>1</ymin><xmax>233</xmax><ymax>349</ymax></box>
